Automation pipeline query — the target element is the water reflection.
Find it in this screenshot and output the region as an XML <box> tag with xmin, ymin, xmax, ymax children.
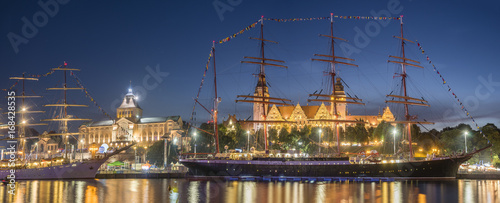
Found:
<box><xmin>0</xmin><ymin>179</ymin><xmax>499</xmax><ymax>202</ymax></box>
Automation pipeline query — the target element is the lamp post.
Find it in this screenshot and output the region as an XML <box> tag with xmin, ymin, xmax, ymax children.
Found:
<box><xmin>464</xmin><ymin>131</ymin><xmax>468</xmax><ymax>153</ymax></box>
<box><xmin>35</xmin><ymin>143</ymin><xmax>38</xmax><ymax>160</ymax></box>
<box><xmin>164</xmin><ymin>137</ymin><xmax>167</xmax><ymax>170</ymax></box>
<box><xmin>393</xmin><ymin>129</ymin><xmax>397</xmax><ymax>155</ymax></box>
<box><xmin>143</xmin><ymin>146</ymin><xmax>148</xmax><ymax>163</ymax></box>
<box><xmin>319</xmin><ymin>129</ymin><xmax>322</xmax><ymax>154</ymax></box>
<box><xmin>133</xmin><ymin>146</ymin><xmax>137</xmax><ymax>164</ymax></box>
<box><xmin>163</xmin><ymin>135</ymin><xmax>172</xmax><ymax>170</ymax></box>
<box><xmin>247</xmin><ymin>131</ymin><xmax>250</xmax><ymax>152</ymax></box>
<box><xmin>80</xmin><ymin>140</ymin><xmax>84</xmax><ymax>162</ymax></box>
<box><xmin>193</xmin><ymin>132</ymin><xmax>197</xmax><ymax>157</ymax></box>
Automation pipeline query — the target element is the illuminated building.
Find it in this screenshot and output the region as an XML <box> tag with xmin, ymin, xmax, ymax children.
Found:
<box><xmin>225</xmin><ymin>78</ymin><xmax>395</xmax><ymax>131</ymax></box>
<box><xmin>78</xmin><ymin>88</ymin><xmax>183</xmax><ymax>147</ymax></box>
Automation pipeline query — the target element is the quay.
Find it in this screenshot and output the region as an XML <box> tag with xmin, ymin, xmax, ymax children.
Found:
<box><xmin>96</xmin><ymin>170</ymin><xmax>187</xmax><ymax>179</ymax></box>
<box><xmin>457</xmin><ymin>172</ymin><xmax>500</xmax><ymax>179</ymax></box>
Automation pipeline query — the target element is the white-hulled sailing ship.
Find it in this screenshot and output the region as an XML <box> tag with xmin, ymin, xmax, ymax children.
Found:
<box><xmin>1</xmin><ymin>63</ymin><xmax>133</xmax><ymax>180</ymax></box>
<box><xmin>180</xmin><ymin>14</ymin><xmax>491</xmax><ymax>178</ymax></box>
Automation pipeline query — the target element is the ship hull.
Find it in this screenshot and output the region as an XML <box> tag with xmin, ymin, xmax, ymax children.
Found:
<box><xmin>0</xmin><ymin>139</ymin><xmax>134</xmax><ymax>180</ymax></box>
<box><xmin>180</xmin><ymin>156</ymin><xmax>470</xmax><ymax>178</ymax></box>
<box><xmin>0</xmin><ymin>160</ymin><xmax>106</xmax><ymax>180</ymax></box>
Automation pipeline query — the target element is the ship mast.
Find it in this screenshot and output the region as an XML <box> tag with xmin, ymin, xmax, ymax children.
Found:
<box><xmin>9</xmin><ymin>74</ymin><xmax>47</xmax><ymax>160</ymax></box>
<box><xmin>42</xmin><ymin>62</ymin><xmax>91</xmax><ymax>160</ymax></box>
<box><xmin>213</xmin><ymin>41</ymin><xmax>220</xmax><ymax>153</ymax></box>
<box><xmin>386</xmin><ymin>16</ymin><xmax>432</xmax><ymax>160</ymax></box>
<box><xmin>237</xmin><ymin>16</ymin><xmax>290</xmax><ymax>151</ymax></box>
<box><xmin>309</xmin><ymin>13</ymin><xmax>364</xmax><ymax>154</ymax></box>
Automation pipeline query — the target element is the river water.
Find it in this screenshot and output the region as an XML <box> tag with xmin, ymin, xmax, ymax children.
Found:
<box><xmin>0</xmin><ymin>179</ymin><xmax>499</xmax><ymax>203</ymax></box>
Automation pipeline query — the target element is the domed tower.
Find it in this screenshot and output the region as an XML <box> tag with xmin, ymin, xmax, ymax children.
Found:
<box><xmin>116</xmin><ymin>87</ymin><xmax>142</xmax><ymax>122</ymax></box>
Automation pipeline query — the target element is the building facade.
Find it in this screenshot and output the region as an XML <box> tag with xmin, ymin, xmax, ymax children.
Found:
<box><xmin>229</xmin><ymin>77</ymin><xmax>395</xmax><ymax>132</ymax></box>
<box><xmin>78</xmin><ymin>88</ymin><xmax>183</xmax><ymax>148</ymax></box>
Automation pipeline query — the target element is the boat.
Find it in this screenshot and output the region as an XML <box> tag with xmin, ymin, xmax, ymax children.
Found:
<box><xmin>0</xmin><ymin>63</ymin><xmax>134</xmax><ymax>180</ymax></box>
<box><xmin>0</xmin><ymin>149</ymin><xmax>130</xmax><ymax>180</ymax></box>
<box><xmin>180</xmin><ymin>14</ymin><xmax>491</xmax><ymax>178</ymax></box>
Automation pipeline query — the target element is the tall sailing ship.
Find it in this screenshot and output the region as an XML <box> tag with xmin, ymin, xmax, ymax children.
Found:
<box><xmin>180</xmin><ymin>15</ymin><xmax>491</xmax><ymax>178</ymax></box>
<box><xmin>1</xmin><ymin>63</ymin><xmax>133</xmax><ymax>180</ymax></box>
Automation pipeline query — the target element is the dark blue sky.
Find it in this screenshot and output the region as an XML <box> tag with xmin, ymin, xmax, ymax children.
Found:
<box><xmin>1</xmin><ymin>0</ymin><xmax>499</xmax><ymax>131</ymax></box>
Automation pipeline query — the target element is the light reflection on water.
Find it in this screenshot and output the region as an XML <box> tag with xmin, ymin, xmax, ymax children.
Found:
<box><xmin>0</xmin><ymin>179</ymin><xmax>499</xmax><ymax>202</ymax></box>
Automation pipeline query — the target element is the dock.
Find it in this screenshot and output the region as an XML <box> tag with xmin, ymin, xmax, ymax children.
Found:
<box><xmin>457</xmin><ymin>173</ymin><xmax>500</xmax><ymax>179</ymax></box>
<box><xmin>96</xmin><ymin>171</ymin><xmax>186</xmax><ymax>179</ymax></box>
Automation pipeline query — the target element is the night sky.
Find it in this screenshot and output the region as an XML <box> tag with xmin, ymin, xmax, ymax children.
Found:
<box><xmin>1</xmin><ymin>0</ymin><xmax>499</xmax><ymax>132</ymax></box>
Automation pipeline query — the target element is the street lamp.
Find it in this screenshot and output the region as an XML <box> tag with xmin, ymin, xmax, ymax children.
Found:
<box><xmin>133</xmin><ymin>146</ymin><xmax>137</xmax><ymax>163</ymax></box>
<box><xmin>319</xmin><ymin>129</ymin><xmax>322</xmax><ymax>154</ymax></box>
<box><xmin>464</xmin><ymin>131</ymin><xmax>469</xmax><ymax>153</ymax></box>
<box><xmin>143</xmin><ymin>146</ymin><xmax>148</xmax><ymax>163</ymax></box>
<box><xmin>35</xmin><ymin>143</ymin><xmax>38</xmax><ymax>160</ymax></box>
<box><xmin>247</xmin><ymin>131</ymin><xmax>250</xmax><ymax>152</ymax></box>
<box><xmin>393</xmin><ymin>129</ymin><xmax>397</xmax><ymax>155</ymax></box>
<box><xmin>80</xmin><ymin>140</ymin><xmax>84</xmax><ymax>162</ymax></box>
<box><xmin>193</xmin><ymin>132</ymin><xmax>197</xmax><ymax>157</ymax></box>
<box><xmin>163</xmin><ymin>135</ymin><xmax>171</xmax><ymax>170</ymax></box>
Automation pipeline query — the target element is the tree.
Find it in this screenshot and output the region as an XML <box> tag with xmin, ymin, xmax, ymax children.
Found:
<box><xmin>352</xmin><ymin>123</ymin><xmax>369</xmax><ymax>143</ymax></box>
<box><xmin>478</xmin><ymin>124</ymin><xmax>500</xmax><ymax>167</ymax></box>
<box><xmin>374</xmin><ymin>122</ymin><xmax>401</xmax><ymax>154</ymax></box>
<box><xmin>190</xmin><ymin>123</ymin><xmax>216</xmax><ymax>153</ymax></box>
<box><xmin>372</xmin><ymin>121</ymin><xmax>391</xmax><ymax>142</ymax></box>
<box><xmin>146</xmin><ymin>141</ymin><xmax>164</xmax><ymax>166</ymax></box>
<box><xmin>291</xmin><ymin>126</ymin><xmax>317</xmax><ymax>154</ymax></box>
<box><xmin>415</xmin><ymin>129</ymin><xmax>440</xmax><ymax>152</ymax></box>
<box><xmin>268</xmin><ymin>128</ymin><xmax>280</xmax><ymax>150</ymax></box>
<box><xmin>217</xmin><ymin>123</ymin><xmax>248</xmax><ymax>151</ymax></box>
<box><xmin>439</xmin><ymin>123</ymin><xmax>473</xmax><ymax>154</ymax></box>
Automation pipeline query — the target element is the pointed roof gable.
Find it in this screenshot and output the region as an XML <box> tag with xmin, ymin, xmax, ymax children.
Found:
<box><xmin>313</xmin><ymin>103</ymin><xmax>332</xmax><ymax>120</ymax></box>
<box><xmin>288</xmin><ymin>103</ymin><xmax>307</xmax><ymax>121</ymax></box>
<box><xmin>267</xmin><ymin>105</ymin><xmax>284</xmax><ymax>121</ymax></box>
<box><xmin>381</xmin><ymin>106</ymin><xmax>395</xmax><ymax>121</ymax></box>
